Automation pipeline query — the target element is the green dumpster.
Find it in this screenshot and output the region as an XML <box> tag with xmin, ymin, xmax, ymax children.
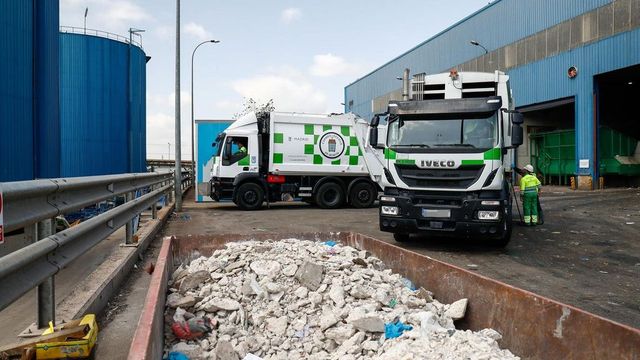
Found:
<box><xmin>529</xmin><ymin>126</ymin><xmax>640</xmax><ymax>183</ymax></box>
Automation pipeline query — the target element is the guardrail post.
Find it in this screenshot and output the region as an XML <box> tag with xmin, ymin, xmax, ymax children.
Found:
<box><xmin>37</xmin><ymin>219</ymin><xmax>55</xmax><ymax>328</ymax></box>
<box><xmin>125</xmin><ymin>192</ymin><xmax>134</xmax><ymax>244</ymax></box>
<box><xmin>151</xmin><ymin>184</ymin><xmax>158</xmax><ymax>219</ymax></box>
<box><xmin>168</xmin><ymin>181</ymin><xmax>174</xmax><ymax>203</ymax></box>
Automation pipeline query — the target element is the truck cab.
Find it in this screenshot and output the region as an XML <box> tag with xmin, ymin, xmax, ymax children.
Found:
<box><xmin>371</xmin><ymin>70</ymin><xmax>524</xmax><ymax>245</ymax></box>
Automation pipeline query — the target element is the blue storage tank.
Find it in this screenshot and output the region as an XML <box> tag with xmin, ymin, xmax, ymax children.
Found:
<box><xmin>0</xmin><ymin>1</ymin><xmax>59</xmax><ymax>182</ymax></box>
<box><xmin>59</xmin><ymin>31</ymin><xmax>147</xmax><ymax>177</ymax></box>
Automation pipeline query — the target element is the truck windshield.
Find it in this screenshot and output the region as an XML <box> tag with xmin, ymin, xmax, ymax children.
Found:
<box><xmin>387</xmin><ymin>113</ymin><xmax>498</xmax><ymax>152</ymax></box>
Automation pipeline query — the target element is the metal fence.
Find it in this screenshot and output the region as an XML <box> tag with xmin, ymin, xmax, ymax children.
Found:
<box><xmin>60</xmin><ymin>26</ymin><xmax>143</xmax><ymax>48</ymax></box>
<box><xmin>0</xmin><ymin>171</ymin><xmax>191</xmax><ymax>327</ymax></box>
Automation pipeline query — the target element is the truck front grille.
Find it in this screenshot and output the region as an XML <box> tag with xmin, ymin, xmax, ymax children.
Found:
<box><xmin>394</xmin><ymin>164</ymin><xmax>484</xmax><ymax>189</ymax></box>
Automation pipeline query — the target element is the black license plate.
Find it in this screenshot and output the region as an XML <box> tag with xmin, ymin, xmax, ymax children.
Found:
<box><xmin>430</xmin><ymin>221</ymin><xmax>443</xmax><ymax>229</ymax></box>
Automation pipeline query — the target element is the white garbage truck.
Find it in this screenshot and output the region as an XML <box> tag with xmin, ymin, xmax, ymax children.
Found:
<box><xmin>369</xmin><ymin>70</ymin><xmax>524</xmax><ymax>245</ymax></box>
<box><xmin>208</xmin><ymin>112</ymin><xmax>383</xmax><ymax>210</ymax></box>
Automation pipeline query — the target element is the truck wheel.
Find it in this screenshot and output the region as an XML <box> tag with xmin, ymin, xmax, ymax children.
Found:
<box><xmin>349</xmin><ymin>182</ymin><xmax>377</xmax><ymax>208</ymax></box>
<box><xmin>315</xmin><ymin>182</ymin><xmax>345</xmax><ymax>209</ymax></box>
<box><xmin>393</xmin><ymin>233</ymin><xmax>410</xmax><ymax>242</ymax></box>
<box><xmin>236</xmin><ymin>183</ymin><xmax>264</xmax><ymax>210</ymax></box>
<box><xmin>492</xmin><ymin>207</ymin><xmax>513</xmax><ymax>247</ymax></box>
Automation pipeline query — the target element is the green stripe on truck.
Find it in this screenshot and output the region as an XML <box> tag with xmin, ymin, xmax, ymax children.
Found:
<box><xmin>483</xmin><ymin>148</ymin><xmax>501</xmax><ymax>160</ymax></box>
<box><xmin>461</xmin><ymin>159</ymin><xmax>484</xmax><ymax>166</ymax></box>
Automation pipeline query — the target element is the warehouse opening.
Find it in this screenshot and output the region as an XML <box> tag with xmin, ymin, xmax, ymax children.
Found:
<box><xmin>517</xmin><ymin>98</ymin><xmax>575</xmax><ymax>185</ymax></box>
<box><xmin>596</xmin><ymin>64</ymin><xmax>640</xmax><ymax>187</ymax></box>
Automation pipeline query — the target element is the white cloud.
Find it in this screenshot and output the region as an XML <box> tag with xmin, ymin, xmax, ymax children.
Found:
<box><xmin>281</xmin><ymin>8</ymin><xmax>302</xmax><ymax>24</ymax></box>
<box><xmin>60</xmin><ymin>0</ymin><xmax>151</xmax><ymax>30</ymax></box>
<box><xmin>148</xmin><ymin>91</ymin><xmax>191</xmax><ymax>108</ymax></box>
<box><xmin>231</xmin><ymin>71</ymin><xmax>327</xmax><ymax>114</ymax></box>
<box><xmin>184</xmin><ymin>22</ymin><xmax>213</xmax><ymax>41</ymax></box>
<box><xmin>103</xmin><ymin>1</ymin><xmax>149</xmax><ymax>24</ymax></box>
<box><xmin>310</xmin><ymin>53</ymin><xmax>363</xmax><ymax>77</ymax></box>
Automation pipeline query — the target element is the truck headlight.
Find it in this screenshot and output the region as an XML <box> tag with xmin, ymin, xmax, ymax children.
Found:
<box><xmin>481</xmin><ymin>200</ymin><xmax>500</xmax><ymax>206</ymax></box>
<box><xmin>380</xmin><ymin>196</ymin><xmax>396</xmax><ymax>202</ymax></box>
<box><xmin>478</xmin><ymin>211</ymin><xmax>499</xmax><ymax>221</ymax></box>
<box><xmin>381</xmin><ymin>206</ymin><xmax>399</xmax><ymax>215</ymax></box>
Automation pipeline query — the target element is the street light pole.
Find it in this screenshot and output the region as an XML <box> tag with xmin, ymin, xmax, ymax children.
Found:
<box><xmin>470</xmin><ymin>40</ymin><xmax>489</xmax><ymax>55</ymax></box>
<box><xmin>191</xmin><ymin>39</ymin><xmax>220</xmax><ymax>186</ymax></box>
<box><xmin>84</xmin><ymin>7</ymin><xmax>88</xmax><ymax>34</ymax></box>
<box><xmin>175</xmin><ymin>0</ymin><xmax>182</xmax><ymax>211</ymax></box>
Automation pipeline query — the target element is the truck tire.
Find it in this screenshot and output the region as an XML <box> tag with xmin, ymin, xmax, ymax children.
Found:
<box><xmin>349</xmin><ymin>182</ymin><xmax>377</xmax><ymax>208</ymax></box>
<box><xmin>236</xmin><ymin>183</ymin><xmax>264</xmax><ymax>210</ymax></box>
<box><xmin>492</xmin><ymin>207</ymin><xmax>513</xmax><ymax>247</ymax></box>
<box><xmin>315</xmin><ymin>182</ymin><xmax>345</xmax><ymax>209</ymax></box>
<box><xmin>393</xmin><ymin>233</ymin><xmax>411</xmax><ymax>242</ymax></box>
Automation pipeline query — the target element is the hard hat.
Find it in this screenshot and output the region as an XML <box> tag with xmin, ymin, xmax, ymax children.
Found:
<box><xmin>524</xmin><ymin>164</ymin><xmax>534</xmax><ymax>173</ymax></box>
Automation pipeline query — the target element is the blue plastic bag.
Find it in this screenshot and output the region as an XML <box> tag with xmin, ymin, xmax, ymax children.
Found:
<box><xmin>401</xmin><ymin>278</ymin><xmax>416</xmax><ymax>290</ymax></box>
<box><xmin>168</xmin><ymin>352</ymin><xmax>190</xmax><ymax>360</ymax></box>
<box><xmin>324</xmin><ymin>240</ymin><xmax>337</xmax><ymax>247</ymax></box>
<box><xmin>385</xmin><ymin>321</ymin><xmax>413</xmax><ymax>339</ymax></box>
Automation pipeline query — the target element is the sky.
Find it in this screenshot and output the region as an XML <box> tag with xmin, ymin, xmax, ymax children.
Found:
<box><xmin>59</xmin><ymin>0</ymin><xmax>492</xmax><ymax>160</ymax></box>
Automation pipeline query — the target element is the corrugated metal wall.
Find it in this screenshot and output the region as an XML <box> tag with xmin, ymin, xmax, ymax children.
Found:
<box><xmin>59</xmin><ymin>33</ymin><xmax>147</xmax><ymax>177</ymax></box>
<box><xmin>35</xmin><ymin>0</ymin><xmax>61</xmax><ymax>179</ymax></box>
<box><xmin>345</xmin><ymin>0</ymin><xmax>613</xmax><ymax>120</ymax></box>
<box><xmin>0</xmin><ymin>1</ymin><xmax>35</xmax><ymax>181</ymax></box>
<box><xmin>0</xmin><ymin>0</ymin><xmax>60</xmax><ymax>182</ymax></box>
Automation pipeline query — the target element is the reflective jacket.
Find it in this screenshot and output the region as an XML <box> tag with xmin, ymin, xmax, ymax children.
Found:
<box><xmin>520</xmin><ymin>173</ymin><xmax>541</xmax><ymax>193</ymax></box>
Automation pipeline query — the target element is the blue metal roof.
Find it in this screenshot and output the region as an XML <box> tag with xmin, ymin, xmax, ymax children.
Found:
<box><xmin>345</xmin><ymin>0</ymin><xmax>614</xmax><ymax>119</ymax></box>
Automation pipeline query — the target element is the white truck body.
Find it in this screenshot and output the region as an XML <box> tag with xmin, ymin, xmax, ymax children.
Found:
<box><xmin>208</xmin><ymin>111</ymin><xmax>384</xmax><ymax>210</ymax></box>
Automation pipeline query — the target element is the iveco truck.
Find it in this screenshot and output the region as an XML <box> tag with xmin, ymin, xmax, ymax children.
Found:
<box><xmin>208</xmin><ymin>112</ymin><xmax>383</xmax><ymax>210</ymax></box>
<box><xmin>370</xmin><ymin>70</ymin><xmax>524</xmax><ymax>245</ymax></box>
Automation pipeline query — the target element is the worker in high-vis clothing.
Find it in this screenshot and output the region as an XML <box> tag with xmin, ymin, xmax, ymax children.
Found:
<box><xmin>520</xmin><ymin>164</ymin><xmax>542</xmax><ymax>225</ymax></box>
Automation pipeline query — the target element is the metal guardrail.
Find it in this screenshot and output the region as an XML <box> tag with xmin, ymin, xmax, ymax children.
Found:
<box><xmin>60</xmin><ymin>26</ymin><xmax>143</xmax><ymax>48</ymax></box>
<box><xmin>0</xmin><ymin>171</ymin><xmax>192</xmax><ymax>328</ymax></box>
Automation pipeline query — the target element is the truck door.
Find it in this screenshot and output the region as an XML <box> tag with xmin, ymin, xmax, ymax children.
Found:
<box><xmin>220</xmin><ymin>136</ymin><xmax>253</xmax><ymax>179</ymax></box>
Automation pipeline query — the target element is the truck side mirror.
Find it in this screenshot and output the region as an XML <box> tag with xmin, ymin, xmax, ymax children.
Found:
<box><xmin>369</xmin><ymin>127</ymin><xmax>379</xmax><ymax>147</ymax></box>
<box><xmin>511</xmin><ymin>124</ymin><xmax>523</xmax><ymax>147</ymax></box>
<box><xmin>510</xmin><ymin>112</ymin><xmax>524</xmax><ymax>125</ymax></box>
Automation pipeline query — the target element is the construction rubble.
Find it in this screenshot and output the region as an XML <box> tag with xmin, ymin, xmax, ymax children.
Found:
<box><xmin>164</xmin><ymin>239</ymin><xmax>519</xmax><ymax>360</ymax></box>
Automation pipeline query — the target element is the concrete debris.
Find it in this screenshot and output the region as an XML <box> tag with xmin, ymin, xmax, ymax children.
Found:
<box><xmin>349</xmin><ymin>315</ymin><xmax>385</xmax><ymax>333</ymax></box>
<box><xmin>167</xmin><ymin>293</ymin><xmax>197</xmax><ymax>309</ymax></box>
<box><xmin>294</xmin><ymin>261</ymin><xmax>324</xmax><ymax>291</ymax></box>
<box><xmin>179</xmin><ymin>270</ymin><xmax>211</xmax><ymax>294</ymax></box>
<box><xmin>444</xmin><ymin>298</ymin><xmax>469</xmax><ymax>320</ymax></box>
<box><xmin>215</xmin><ymin>340</ymin><xmax>240</xmax><ymax>360</ymax></box>
<box><xmin>165</xmin><ymin>239</ymin><xmax>519</xmax><ymax>359</ymax></box>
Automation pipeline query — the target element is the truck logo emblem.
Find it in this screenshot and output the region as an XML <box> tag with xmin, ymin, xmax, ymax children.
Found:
<box><xmin>420</xmin><ymin>160</ymin><xmax>456</xmax><ymax>168</ymax></box>
<box><xmin>319</xmin><ymin>132</ymin><xmax>345</xmax><ymax>159</ymax></box>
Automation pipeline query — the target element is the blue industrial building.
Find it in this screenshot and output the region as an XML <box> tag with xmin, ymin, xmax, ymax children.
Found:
<box><xmin>59</xmin><ymin>32</ymin><xmax>148</xmax><ymax>177</ymax></box>
<box><xmin>345</xmin><ymin>0</ymin><xmax>640</xmax><ymax>189</ymax></box>
<box><xmin>0</xmin><ymin>0</ymin><xmax>148</xmax><ymax>181</ymax></box>
<box><xmin>0</xmin><ymin>0</ymin><xmax>60</xmax><ymax>182</ymax></box>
